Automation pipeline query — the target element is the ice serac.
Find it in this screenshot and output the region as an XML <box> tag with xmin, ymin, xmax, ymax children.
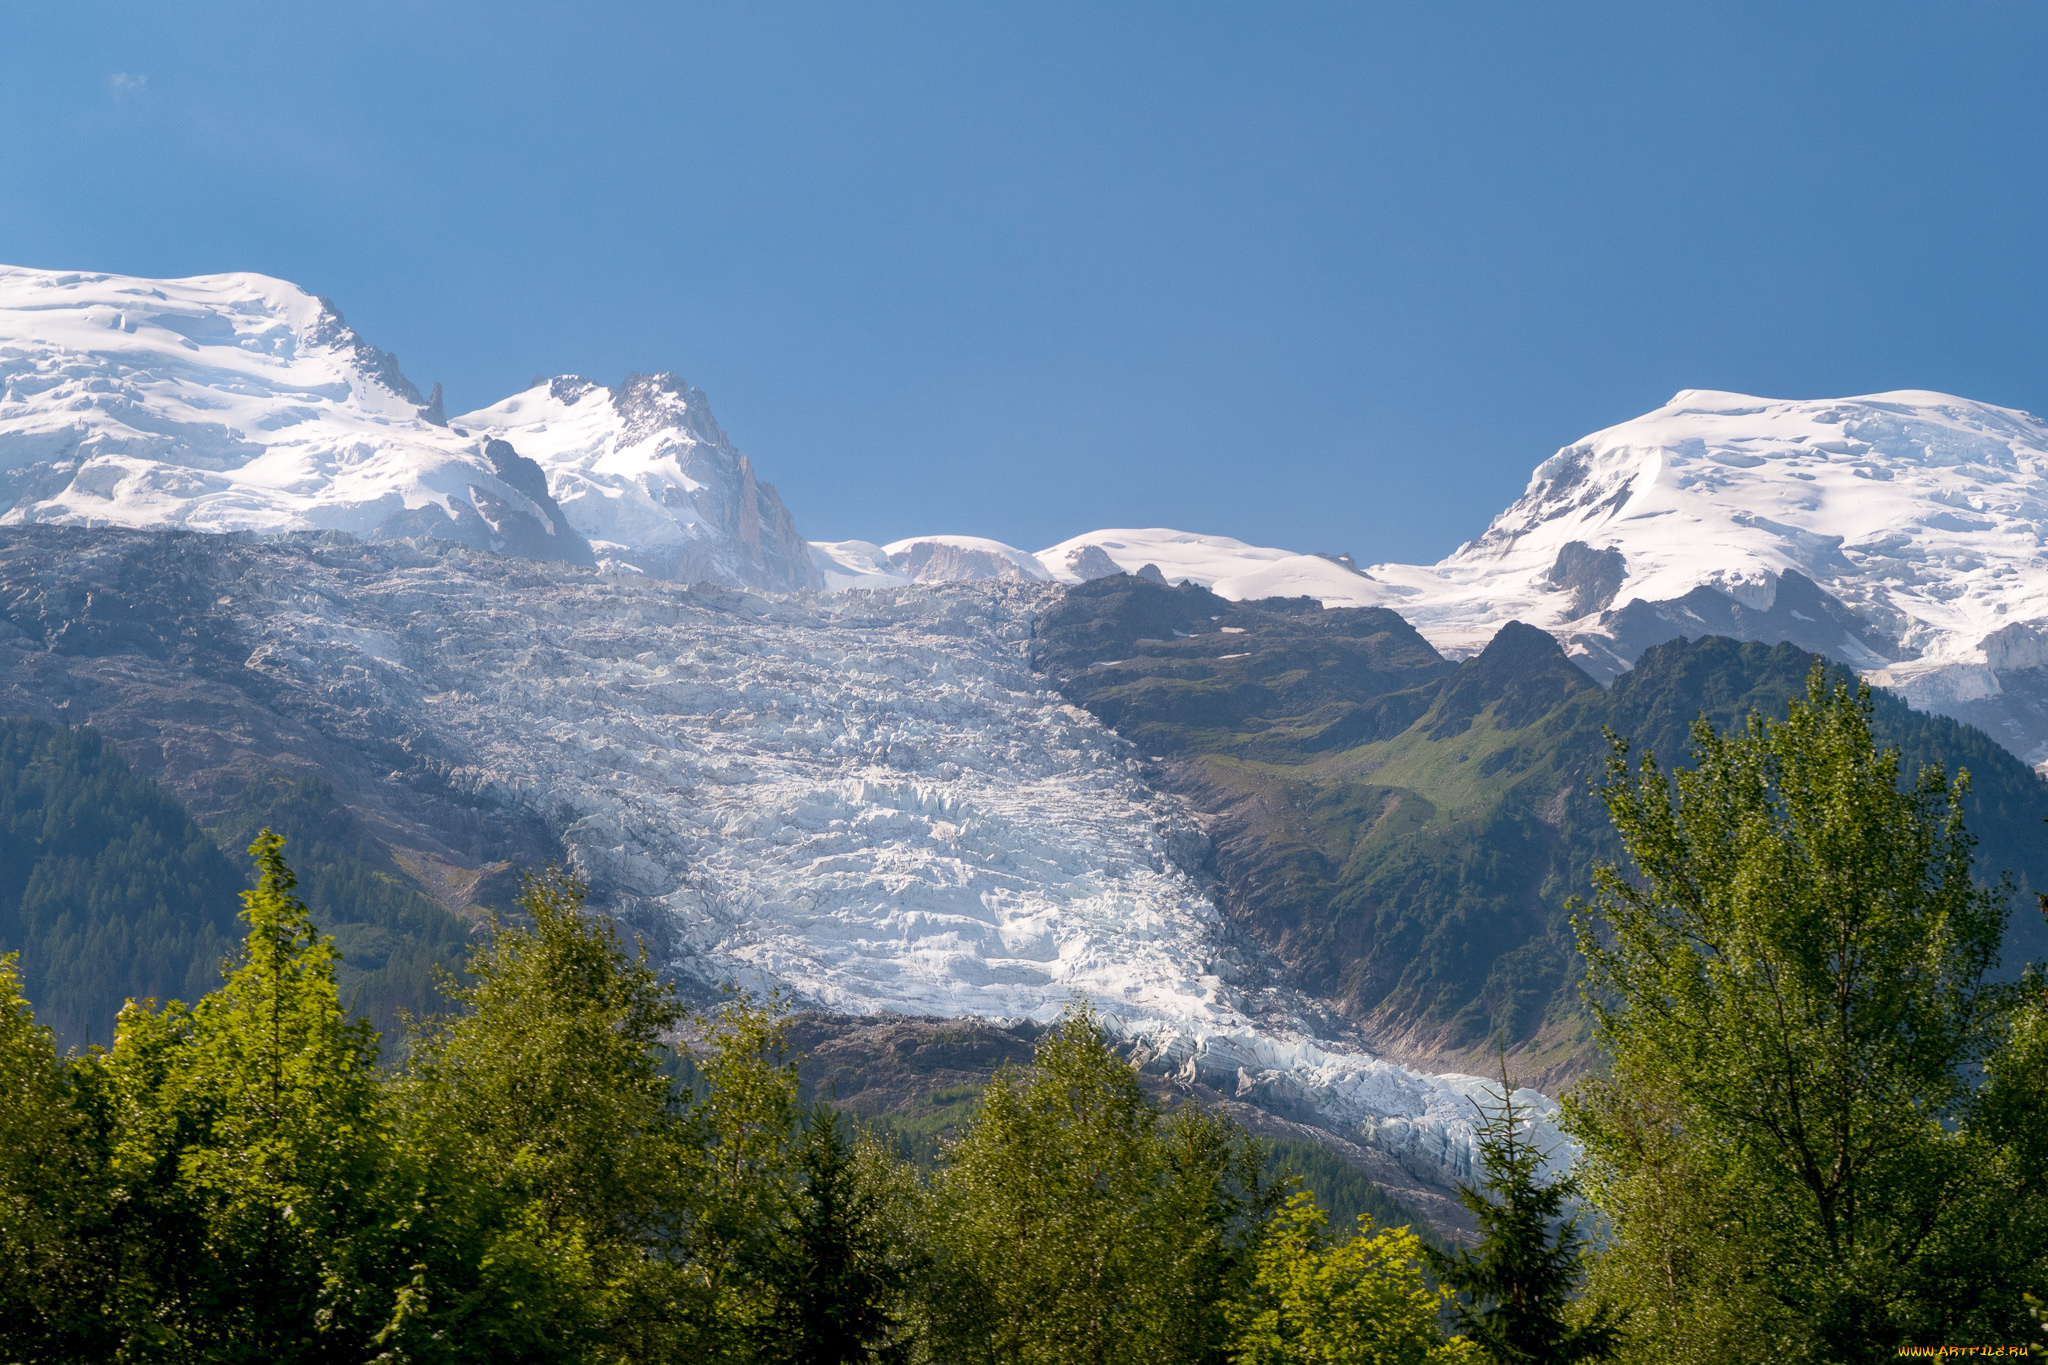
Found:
<box><xmin>1370</xmin><ymin>390</ymin><xmax>2048</xmax><ymax>768</ymax></box>
<box><xmin>458</xmin><ymin>373</ymin><xmax>822</xmax><ymax>592</ymax></box>
<box><xmin>0</xmin><ymin>525</ymin><xmax>1525</xmax><ymax>1194</ymax></box>
<box><xmin>0</xmin><ymin>264</ymin><xmax>593</xmax><ymax>566</ymax></box>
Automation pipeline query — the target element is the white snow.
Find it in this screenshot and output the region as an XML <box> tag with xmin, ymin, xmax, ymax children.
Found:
<box><xmin>456</xmin><ymin>373</ymin><xmax>818</xmax><ymax>588</ymax></box>
<box><xmin>816</xmin><ymin>527</ymin><xmax>1394</xmax><ymax>607</ymax></box>
<box><xmin>811</xmin><ymin>539</ymin><xmax>910</xmax><ymax>591</ymax></box>
<box><xmin>1037</xmin><ymin>528</ymin><xmax>1390</xmax><ymax>605</ymax></box>
<box><xmin>881</xmin><ymin>534</ymin><xmax>1056</xmax><ymax>584</ymax></box>
<box><xmin>1367</xmin><ymin>390</ymin><xmax>2048</xmax><ymax>699</ymax></box>
<box><xmin>0</xmin><ymin>265</ymin><xmax>811</xmax><ymax>590</ymax></box>
<box><xmin>0</xmin><ymin>265</ymin><xmax>549</xmax><ymax>538</ymax></box>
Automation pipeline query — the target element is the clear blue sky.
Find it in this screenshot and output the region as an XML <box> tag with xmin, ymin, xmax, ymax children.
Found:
<box><xmin>3</xmin><ymin>3</ymin><xmax>2043</xmax><ymax>563</ymax></box>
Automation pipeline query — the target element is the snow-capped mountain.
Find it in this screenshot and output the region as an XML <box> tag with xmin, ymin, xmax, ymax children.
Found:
<box><xmin>812</xmin><ymin>528</ymin><xmax>1388</xmax><ymax>604</ymax></box>
<box><xmin>873</xmin><ymin>392</ymin><xmax>2048</xmax><ymax>768</ymax></box>
<box><xmin>459</xmin><ymin>373</ymin><xmax>819</xmax><ymax>592</ymax></box>
<box><xmin>0</xmin><ymin>266</ymin><xmax>813</xmax><ymax>592</ymax></box>
<box><xmin>1372</xmin><ymin>390</ymin><xmax>2048</xmax><ymax>765</ymax></box>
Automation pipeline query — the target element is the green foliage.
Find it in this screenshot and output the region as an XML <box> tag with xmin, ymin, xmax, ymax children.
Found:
<box><xmin>0</xmin><ymin>950</ymin><xmax>119</xmax><ymax>1363</ymax></box>
<box><xmin>4</xmin><ymin>826</ymin><xmax>1757</xmax><ymax>1365</ymax></box>
<box><xmin>0</xmin><ymin>716</ymin><xmax>244</xmax><ymax>1047</ymax></box>
<box><xmin>1426</xmin><ymin>1071</ymin><xmax>1619</xmax><ymax>1364</ymax></box>
<box><xmin>395</xmin><ymin>867</ymin><xmax>704</xmax><ymax>1360</ymax></box>
<box><xmin>103</xmin><ymin>828</ymin><xmax>403</xmax><ymax>1360</ymax></box>
<box><xmin>1259</xmin><ymin>1139</ymin><xmax>1443</xmax><ymax>1253</ymax></box>
<box><xmin>0</xmin><ymin>718</ymin><xmax>479</xmax><ymax>1050</ymax></box>
<box><xmin>931</xmin><ymin>1004</ymin><xmax>1277</xmax><ymax>1365</ymax></box>
<box><xmin>1566</xmin><ymin>662</ymin><xmax>2041</xmax><ymax>1360</ymax></box>
<box><xmin>761</xmin><ymin>1106</ymin><xmax>917</xmax><ymax>1364</ymax></box>
<box><xmin>1232</xmin><ymin>1190</ymin><xmax>1476</xmax><ymax>1365</ymax></box>
<box><xmin>210</xmin><ymin>774</ymin><xmax>476</xmax><ymax>1045</ymax></box>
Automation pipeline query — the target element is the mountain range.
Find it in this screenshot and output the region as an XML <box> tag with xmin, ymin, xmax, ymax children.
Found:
<box><xmin>6</xmin><ymin>262</ymin><xmax>2048</xmax><ymax>1216</ymax></box>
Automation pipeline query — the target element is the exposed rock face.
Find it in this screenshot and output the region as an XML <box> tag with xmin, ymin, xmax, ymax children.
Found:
<box><xmin>1543</xmin><ymin>540</ymin><xmax>1627</xmax><ymax>618</ymax></box>
<box><xmin>1064</xmin><ymin>544</ymin><xmax>1125</xmax><ymax>580</ymax></box>
<box><xmin>1582</xmin><ymin>568</ymin><xmax>1904</xmax><ymax>679</ymax></box>
<box><xmin>457</xmin><ymin>372</ymin><xmax>822</xmax><ymax>592</ymax></box>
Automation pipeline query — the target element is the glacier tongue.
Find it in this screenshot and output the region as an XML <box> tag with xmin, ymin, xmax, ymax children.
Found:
<box><xmin>89</xmin><ymin>531</ymin><xmax>1516</xmax><ymax>1185</ymax></box>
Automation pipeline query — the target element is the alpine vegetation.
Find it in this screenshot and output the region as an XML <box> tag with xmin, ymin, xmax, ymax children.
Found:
<box><xmin>0</xmin><ymin>837</ymin><xmax>1486</xmax><ymax>1364</ymax></box>
<box><xmin>3</xmin><ymin>664</ymin><xmax>2045</xmax><ymax>1360</ymax></box>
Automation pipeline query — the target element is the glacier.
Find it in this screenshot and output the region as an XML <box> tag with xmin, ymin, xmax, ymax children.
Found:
<box><xmin>0</xmin><ymin>526</ymin><xmax>1532</xmax><ymax>1188</ymax></box>
<box><xmin>13</xmin><ymin>262</ymin><xmax>2048</xmax><ymax>1188</ymax></box>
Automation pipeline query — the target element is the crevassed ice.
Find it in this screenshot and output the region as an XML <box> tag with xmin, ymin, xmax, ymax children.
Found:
<box><xmin>235</xmin><ymin>551</ymin><xmax>1521</xmax><ymax>1183</ymax></box>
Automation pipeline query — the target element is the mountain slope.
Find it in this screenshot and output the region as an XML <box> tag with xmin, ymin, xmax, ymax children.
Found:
<box><xmin>885</xmin><ymin>391</ymin><xmax>2048</xmax><ymax>771</ymax></box>
<box><xmin>1034</xmin><ymin>574</ymin><xmax>2048</xmax><ymax>1085</ymax></box>
<box><xmin>0</xmin><ymin>716</ymin><xmax>244</xmax><ymax>1046</ymax></box>
<box><xmin>0</xmin><ymin>524</ymin><xmax>1561</xmax><ymax>1196</ymax></box>
<box><xmin>0</xmin><ymin>715</ymin><xmax>476</xmax><ymax>1048</ymax></box>
<box><xmin>0</xmin><ymin>265</ymin><xmax>820</xmax><ymax>592</ymax></box>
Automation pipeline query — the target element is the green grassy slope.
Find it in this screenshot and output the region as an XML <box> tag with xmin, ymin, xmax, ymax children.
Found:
<box><xmin>1034</xmin><ymin>578</ymin><xmax>2048</xmax><ymax>1081</ymax></box>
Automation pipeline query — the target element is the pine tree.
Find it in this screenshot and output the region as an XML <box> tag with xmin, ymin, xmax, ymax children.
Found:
<box><xmin>761</xmin><ymin>1106</ymin><xmax>908</xmax><ymax>1364</ymax></box>
<box><xmin>102</xmin><ymin>829</ymin><xmax>400</xmax><ymax>1360</ymax></box>
<box><xmin>1427</xmin><ymin>1062</ymin><xmax>1619</xmax><ymax>1365</ymax></box>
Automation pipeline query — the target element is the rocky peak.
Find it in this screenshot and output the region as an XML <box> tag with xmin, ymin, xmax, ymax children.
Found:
<box><xmin>458</xmin><ymin>372</ymin><xmax>823</xmax><ymax>593</ymax></box>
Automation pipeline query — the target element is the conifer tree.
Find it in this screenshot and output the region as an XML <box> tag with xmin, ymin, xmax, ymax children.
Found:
<box><xmin>760</xmin><ymin>1105</ymin><xmax>910</xmax><ymax>1364</ymax></box>
<box><xmin>1426</xmin><ymin>1065</ymin><xmax>1619</xmax><ymax>1364</ymax></box>
<box><xmin>103</xmin><ymin>829</ymin><xmax>399</xmax><ymax>1360</ymax></box>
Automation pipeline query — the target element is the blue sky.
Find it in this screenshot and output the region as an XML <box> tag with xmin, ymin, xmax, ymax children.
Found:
<box><xmin>3</xmin><ymin>3</ymin><xmax>2043</xmax><ymax>563</ymax></box>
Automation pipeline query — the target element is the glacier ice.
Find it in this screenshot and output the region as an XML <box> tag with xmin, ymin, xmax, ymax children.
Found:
<box><xmin>108</xmin><ymin>534</ymin><xmax>1526</xmax><ymax>1186</ymax></box>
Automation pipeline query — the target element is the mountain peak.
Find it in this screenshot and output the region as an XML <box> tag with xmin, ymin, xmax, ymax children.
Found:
<box><xmin>0</xmin><ymin>264</ymin><xmax>817</xmax><ymax>593</ymax></box>
<box><xmin>458</xmin><ymin>370</ymin><xmax>820</xmax><ymax>591</ymax></box>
